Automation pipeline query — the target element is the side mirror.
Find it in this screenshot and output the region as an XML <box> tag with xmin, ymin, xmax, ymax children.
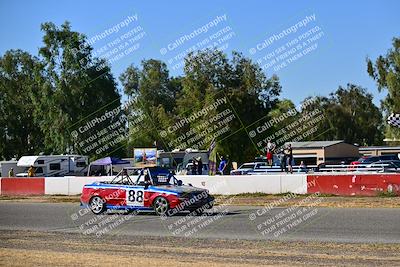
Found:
<box><xmin>144</xmin><ymin>184</ymin><xmax>149</xmax><ymax>190</ymax></box>
<box><xmin>177</xmin><ymin>180</ymin><xmax>183</xmax><ymax>186</ymax></box>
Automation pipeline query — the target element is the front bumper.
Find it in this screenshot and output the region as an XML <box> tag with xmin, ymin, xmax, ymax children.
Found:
<box><xmin>179</xmin><ymin>195</ymin><xmax>215</xmax><ymax>210</ymax></box>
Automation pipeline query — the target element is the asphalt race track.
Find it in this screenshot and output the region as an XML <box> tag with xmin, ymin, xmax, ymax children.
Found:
<box><xmin>0</xmin><ymin>202</ymin><xmax>399</xmax><ymax>244</ymax></box>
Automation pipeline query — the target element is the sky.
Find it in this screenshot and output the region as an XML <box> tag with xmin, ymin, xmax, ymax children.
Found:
<box><xmin>0</xmin><ymin>0</ymin><xmax>399</xmax><ymax>105</ymax></box>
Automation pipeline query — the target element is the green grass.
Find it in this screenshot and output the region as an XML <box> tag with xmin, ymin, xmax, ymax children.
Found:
<box><xmin>377</xmin><ymin>191</ymin><xmax>398</xmax><ymax>197</ymax></box>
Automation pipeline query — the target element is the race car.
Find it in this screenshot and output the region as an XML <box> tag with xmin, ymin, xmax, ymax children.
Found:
<box><xmin>80</xmin><ymin>167</ymin><xmax>214</xmax><ymax>216</ymax></box>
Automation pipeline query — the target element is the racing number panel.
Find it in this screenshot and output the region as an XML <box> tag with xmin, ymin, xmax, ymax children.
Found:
<box><xmin>126</xmin><ymin>188</ymin><xmax>145</xmax><ymax>206</ymax></box>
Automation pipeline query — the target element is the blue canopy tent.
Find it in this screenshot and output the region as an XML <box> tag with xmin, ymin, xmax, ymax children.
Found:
<box><xmin>87</xmin><ymin>157</ymin><xmax>130</xmax><ymax>176</ymax></box>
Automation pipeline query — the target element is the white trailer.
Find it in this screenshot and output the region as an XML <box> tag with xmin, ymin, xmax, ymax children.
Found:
<box><xmin>0</xmin><ymin>160</ymin><xmax>24</xmax><ymax>177</ymax></box>
<box><xmin>16</xmin><ymin>155</ymin><xmax>88</xmax><ymax>177</ymax></box>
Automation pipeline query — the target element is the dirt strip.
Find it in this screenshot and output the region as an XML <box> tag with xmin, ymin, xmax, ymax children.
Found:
<box><xmin>0</xmin><ymin>230</ymin><xmax>399</xmax><ymax>266</ymax></box>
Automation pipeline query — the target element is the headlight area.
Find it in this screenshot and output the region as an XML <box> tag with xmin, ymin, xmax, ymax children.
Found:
<box><xmin>178</xmin><ymin>192</ymin><xmax>190</xmax><ymax>201</ymax></box>
<box><xmin>178</xmin><ymin>191</ymin><xmax>210</xmax><ymax>204</ymax></box>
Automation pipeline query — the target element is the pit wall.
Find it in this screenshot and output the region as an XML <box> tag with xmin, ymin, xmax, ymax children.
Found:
<box><xmin>0</xmin><ymin>173</ymin><xmax>399</xmax><ymax>196</ymax></box>
<box><xmin>0</xmin><ymin>175</ymin><xmax>306</xmax><ymax>195</ymax></box>
<box><xmin>177</xmin><ymin>174</ymin><xmax>307</xmax><ymax>195</ymax></box>
<box><xmin>0</xmin><ymin>176</ymin><xmax>113</xmax><ymax>196</ymax></box>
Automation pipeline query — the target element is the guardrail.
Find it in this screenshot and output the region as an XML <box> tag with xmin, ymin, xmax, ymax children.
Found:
<box><xmin>242</xmin><ymin>163</ymin><xmax>400</xmax><ymax>175</ymax></box>
<box><xmin>248</xmin><ymin>165</ymin><xmax>316</xmax><ymax>175</ymax></box>
<box><xmin>316</xmin><ymin>163</ymin><xmax>400</xmax><ymax>173</ymax></box>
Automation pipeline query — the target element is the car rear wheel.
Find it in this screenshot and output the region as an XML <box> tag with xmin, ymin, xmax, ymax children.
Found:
<box><xmin>153</xmin><ymin>196</ymin><xmax>169</xmax><ymax>216</ymax></box>
<box><xmin>89</xmin><ymin>196</ymin><xmax>106</xmax><ymax>215</ymax></box>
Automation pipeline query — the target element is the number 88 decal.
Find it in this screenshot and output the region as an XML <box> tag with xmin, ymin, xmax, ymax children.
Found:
<box><xmin>127</xmin><ymin>189</ymin><xmax>144</xmax><ymax>205</ymax></box>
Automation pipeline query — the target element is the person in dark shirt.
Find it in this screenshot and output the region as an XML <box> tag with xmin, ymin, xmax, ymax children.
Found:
<box><xmin>197</xmin><ymin>157</ymin><xmax>203</xmax><ymax>175</ymax></box>
<box><xmin>192</xmin><ymin>157</ymin><xmax>198</xmax><ymax>175</ymax></box>
<box><xmin>285</xmin><ymin>144</ymin><xmax>293</xmax><ymax>174</ymax></box>
<box><xmin>278</xmin><ymin>149</ymin><xmax>286</xmax><ymax>172</ymax></box>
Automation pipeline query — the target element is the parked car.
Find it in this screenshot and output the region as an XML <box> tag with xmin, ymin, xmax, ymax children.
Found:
<box><xmin>81</xmin><ymin>167</ymin><xmax>214</xmax><ymax>216</ymax></box>
<box><xmin>366</xmin><ymin>160</ymin><xmax>400</xmax><ymax>172</ymax></box>
<box><xmin>230</xmin><ymin>162</ymin><xmax>267</xmax><ymax>175</ymax></box>
<box><xmin>351</xmin><ymin>154</ymin><xmax>399</xmax><ymax>166</ymax></box>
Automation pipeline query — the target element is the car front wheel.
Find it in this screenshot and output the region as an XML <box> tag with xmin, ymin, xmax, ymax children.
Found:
<box><xmin>153</xmin><ymin>196</ymin><xmax>169</xmax><ymax>216</ymax></box>
<box><xmin>89</xmin><ymin>196</ymin><xmax>106</xmax><ymax>215</ymax></box>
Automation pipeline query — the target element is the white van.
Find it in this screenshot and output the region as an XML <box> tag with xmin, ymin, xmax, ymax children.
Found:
<box><xmin>16</xmin><ymin>155</ymin><xmax>88</xmax><ymax>177</ymax></box>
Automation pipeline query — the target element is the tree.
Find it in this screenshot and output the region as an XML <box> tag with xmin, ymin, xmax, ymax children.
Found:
<box><xmin>119</xmin><ymin>49</ymin><xmax>281</xmax><ymax>163</ymax></box>
<box><xmin>177</xmin><ymin>50</ymin><xmax>281</xmax><ymax>163</ymax></box>
<box><xmin>34</xmin><ymin>22</ymin><xmax>121</xmax><ymax>155</ymax></box>
<box><xmin>119</xmin><ymin>60</ymin><xmax>182</xmax><ymax>152</ymax></box>
<box><xmin>302</xmin><ymin>84</ymin><xmax>383</xmax><ymax>145</ymax></box>
<box><xmin>367</xmin><ymin>37</ymin><xmax>400</xmax><ymax>139</ymax></box>
<box><xmin>0</xmin><ymin>50</ymin><xmax>45</xmax><ymax>159</ymax></box>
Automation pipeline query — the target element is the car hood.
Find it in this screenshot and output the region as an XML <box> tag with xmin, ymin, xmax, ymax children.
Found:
<box><xmin>153</xmin><ymin>184</ymin><xmax>206</xmax><ymax>194</ymax></box>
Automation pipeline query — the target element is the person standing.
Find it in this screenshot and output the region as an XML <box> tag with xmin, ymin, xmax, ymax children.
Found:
<box><xmin>266</xmin><ymin>140</ymin><xmax>276</xmax><ymax>167</ymax></box>
<box><xmin>225</xmin><ymin>155</ymin><xmax>232</xmax><ymax>174</ymax></box>
<box><xmin>285</xmin><ymin>144</ymin><xmax>293</xmax><ymax>174</ymax></box>
<box><xmin>8</xmin><ymin>168</ymin><xmax>14</xmax><ymax>177</ymax></box>
<box><xmin>197</xmin><ymin>157</ymin><xmax>203</xmax><ymax>175</ymax></box>
<box><xmin>192</xmin><ymin>158</ymin><xmax>198</xmax><ymax>175</ymax></box>
<box><xmin>28</xmin><ymin>165</ymin><xmax>35</xmax><ymax>177</ymax></box>
<box><xmin>278</xmin><ymin>149</ymin><xmax>286</xmax><ymax>172</ymax></box>
<box><xmin>218</xmin><ymin>156</ymin><xmax>227</xmax><ymax>175</ymax></box>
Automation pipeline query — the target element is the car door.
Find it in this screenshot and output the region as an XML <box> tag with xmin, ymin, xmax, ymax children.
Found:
<box><xmin>124</xmin><ymin>185</ymin><xmax>145</xmax><ymax>207</ymax></box>
<box><xmin>124</xmin><ymin>173</ymin><xmax>147</xmax><ymax>208</ymax></box>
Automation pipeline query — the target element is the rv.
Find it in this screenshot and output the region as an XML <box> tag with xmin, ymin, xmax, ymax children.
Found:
<box><xmin>16</xmin><ymin>155</ymin><xmax>88</xmax><ymax>177</ymax></box>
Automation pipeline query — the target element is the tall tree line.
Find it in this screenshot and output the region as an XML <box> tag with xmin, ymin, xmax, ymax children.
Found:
<box><xmin>0</xmin><ymin>21</ymin><xmax>397</xmax><ymax>162</ymax></box>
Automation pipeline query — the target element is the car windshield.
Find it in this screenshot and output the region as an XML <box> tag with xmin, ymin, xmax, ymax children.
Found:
<box><xmin>152</xmin><ymin>173</ymin><xmax>174</xmax><ymax>185</ymax></box>
<box><xmin>240</xmin><ymin>164</ymin><xmax>255</xmax><ymax>169</ymax></box>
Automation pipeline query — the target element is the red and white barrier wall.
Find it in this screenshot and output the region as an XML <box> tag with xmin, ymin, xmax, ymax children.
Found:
<box><xmin>0</xmin><ymin>178</ymin><xmax>45</xmax><ymax>195</ymax></box>
<box><xmin>1</xmin><ymin>173</ymin><xmax>400</xmax><ymax>196</ymax></box>
<box><xmin>0</xmin><ymin>176</ymin><xmax>114</xmax><ymax>196</ymax></box>
<box><xmin>308</xmin><ymin>173</ymin><xmax>400</xmax><ymax>196</ymax></box>
<box><xmin>0</xmin><ymin>175</ymin><xmax>307</xmax><ymax>195</ymax></box>
<box><xmin>177</xmin><ymin>174</ymin><xmax>307</xmax><ymax>195</ymax></box>
<box><xmin>44</xmin><ymin>176</ymin><xmax>114</xmax><ymax>195</ymax></box>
